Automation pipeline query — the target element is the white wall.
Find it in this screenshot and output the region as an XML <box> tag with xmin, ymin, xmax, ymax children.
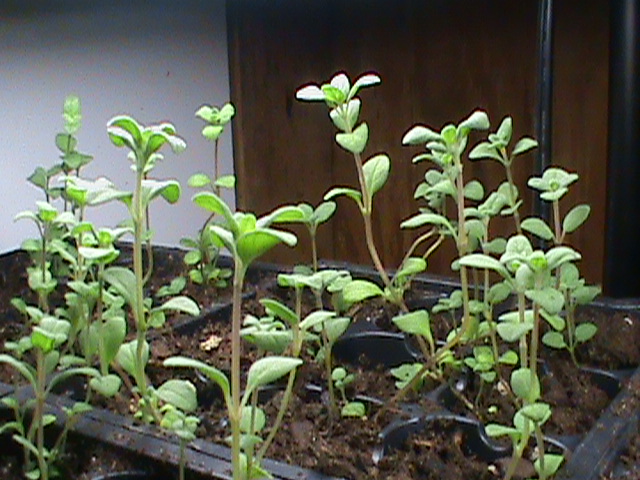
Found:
<box><xmin>0</xmin><ymin>0</ymin><xmax>234</xmax><ymax>252</ymax></box>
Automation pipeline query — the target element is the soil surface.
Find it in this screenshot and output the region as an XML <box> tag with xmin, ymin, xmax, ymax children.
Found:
<box><xmin>2</xmin><ymin>247</ymin><xmax>640</xmax><ymax>480</ymax></box>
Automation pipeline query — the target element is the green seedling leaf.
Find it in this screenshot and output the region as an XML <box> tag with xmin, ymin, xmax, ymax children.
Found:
<box><xmin>521</xmin><ymin>217</ymin><xmax>554</xmax><ymax>241</ymax></box>
<box><xmin>463</xmin><ymin>180</ymin><xmax>484</xmax><ymax>201</ymax></box>
<box><xmin>157</xmin><ymin>296</ymin><xmax>200</xmax><ymax>316</ymax></box>
<box><xmin>192</xmin><ymin>191</ymin><xmax>236</xmax><ymax>229</ymax></box>
<box><xmin>485</xmin><ymin>423</ymin><xmax>519</xmax><ymax>439</ymax></box>
<box><xmin>362</xmin><ymin>154</ymin><xmax>390</xmax><ymax>199</ymax></box>
<box><xmin>488</xmin><ymin>282</ymin><xmax>511</xmax><ymax>305</ymax></box>
<box><xmin>324</xmin><ymin>187</ymin><xmax>363</xmax><ymax>207</ymax></box>
<box><xmin>525</xmin><ymin>287</ymin><xmax>564</xmax><ymax>314</ymax></box>
<box><xmin>156</xmin><ymin>277</ymin><xmax>187</xmax><ymax>298</ymax></box>
<box><xmin>103</xmin><ymin>267</ymin><xmax>137</xmax><ymax>310</ymax></box>
<box><xmin>164</xmin><ymin>356</ymin><xmax>230</xmax><ymax>406</ymax></box>
<box><xmin>402</xmin><ymin>125</ymin><xmax>441</xmax><ymax>145</ymax></box>
<box><xmin>90</xmin><ymin>374</ymin><xmax>122</xmax><ymax>397</ymax></box>
<box><xmin>240</xmin><ymin>406</ymin><xmax>266</xmax><ymax>433</ymax></box>
<box><xmin>296</xmin><ymin>84</ymin><xmax>325</xmax><ymax>101</ymax></box>
<box><xmin>496</xmin><ymin>322</ymin><xmax>533</xmax><ymax>342</ymax></box>
<box><xmin>245</xmin><ymin>357</ymin><xmax>303</xmax><ymax>396</ymax></box>
<box><xmin>257</xmin><ymin>205</ymin><xmax>305</xmax><ymax>227</ymax></box>
<box><xmin>335</xmin><ymin>122</ymin><xmax>368</xmax><ymax>154</ymax></box>
<box><xmin>341</xmin><ymin>280</ymin><xmax>383</xmax><ymax>305</ymax></box>
<box><xmin>116</xmin><ymin>340</ymin><xmax>149</xmax><ymax>378</ymax></box>
<box><xmin>511</xmin><ymin>368</ymin><xmax>540</xmax><ymax>402</ymax></box>
<box><xmin>215</xmin><ymin>175</ymin><xmax>236</xmax><ymax>189</ymax></box>
<box><xmin>545</xmin><ymin>246</ymin><xmax>581</xmax><ymax>270</ymax></box>
<box><xmin>540</xmin><ymin>310</ymin><xmax>565</xmax><ymax>330</ymax></box>
<box><xmin>535</xmin><ymin>454</ymin><xmax>564</xmax><ymax>478</ymax></box>
<box><xmin>324</xmin><ymin>317</ymin><xmax>351</xmax><ymax>343</ymax></box>
<box><xmin>575</xmin><ymin>323</ymin><xmax>598</xmax><ymax>343</ymax></box>
<box><xmin>396</xmin><ymin>257</ymin><xmax>427</xmax><ymax>280</ymax></box>
<box><xmin>157</xmin><ymin>379</ymin><xmax>197</xmax><ymax>412</ymax></box>
<box><xmin>188</xmin><ymin>173</ymin><xmax>211</xmax><ymax>188</ymax></box>
<box><xmin>469</xmin><ymin>142</ymin><xmax>503</xmax><ymax>162</ymax></box>
<box><xmin>299</xmin><ymin>311</ymin><xmax>337</xmax><ymax>331</ymax></box>
<box><xmin>519</xmin><ymin>402</ymin><xmax>551</xmax><ymax>424</ymax></box>
<box><xmin>32</xmin><ymin>317</ymin><xmax>71</xmax><ymax>353</ymax></box>
<box><xmin>400</xmin><ymin>212</ymin><xmax>455</xmax><ymax>236</ymax></box>
<box><xmin>459</xmin><ymin>254</ymin><xmax>509</xmax><ymax>277</ymax></box>
<box><xmin>392</xmin><ymin>310</ymin><xmax>432</xmax><ymax>343</ymax></box>
<box><xmin>563</xmin><ymin>204</ymin><xmax>590</xmax><ymax>234</ymax></box>
<box><xmin>260</xmin><ymin>298</ymin><xmax>298</xmax><ymax>325</ymax></box>
<box><xmin>573</xmin><ymin>285</ymin><xmax>601</xmax><ymax>304</ymax></box>
<box><xmin>542</xmin><ymin>331</ymin><xmax>567</xmax><ymax>349</ymax></box>
<box><xmin>499</xmin><ymin>350</ymin><xmax>519</xmax><ymax>365</ymax></box>
<box><xmin>313</xmin><ymin>201</ymin><xmax>337</xmax><ymax>224</ymax></box>
<box><xmin>342</xmin><ymin>402</ymin><xmax>366</xmax><ymax>418</ymax></box>
<box><xmin>458</xmin><ymin>110</ymin><xmax>490</xmax><ymax>133</ymax></box>
<box><xmin>512</xmin><ymin>137</ymin><xmax>538</xmax><ymax>156</ymax></box>
<box><xmin>237</xmin><ymin>229</ymin><xmax>297</xmax><ymax>266</ymax></box>
<box><xmin>348</xmin><ymin>73</ymin><xmax>381</xmax><ymax>99</ymax></box>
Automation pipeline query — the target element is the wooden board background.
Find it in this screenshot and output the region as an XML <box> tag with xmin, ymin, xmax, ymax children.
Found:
<box><xmin>227</xmin><ymin>0</ymin><xmax>609</xmax><ymax>284</ymax></box>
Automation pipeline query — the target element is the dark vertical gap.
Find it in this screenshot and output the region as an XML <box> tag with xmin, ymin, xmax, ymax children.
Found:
<box><xmin>535</xmin><ymin>0</ymin><xmax>554</xmax><ymax>227</ymax></box>
<box><xmin>604</xmin><ymin>0</ymin><xmax>640</xmax><ymax>297</ymax></box>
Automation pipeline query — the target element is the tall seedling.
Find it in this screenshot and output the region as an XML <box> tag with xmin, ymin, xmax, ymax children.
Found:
<box><xmin>166</xmin><ymin>191</ymin><xmax>304</xmax><ymax>480</ymax></box>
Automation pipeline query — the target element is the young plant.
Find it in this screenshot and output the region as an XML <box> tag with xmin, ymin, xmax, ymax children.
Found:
<box><xmin>103</xmin><ymin>115</ymin><xmax>201</xmax><ymax>421</ymax></box>
<box><xmin>166</xmin><ymin>191</ymin><xmax>304</xmax><ymax>480</ymax></box>
<box><xmin>181</xmin><ymin>102</ymin><xmax>236</xmax><ymax>287</ymax></box>
<box><xmin>331</xmin><ymin>366</ymin><xmax>366</xmax><ymax>418</ymax></box>
<box><xmin>296</xmin><ymin>200</ymin><xmax>337</xmax><ymax>273</ymax></box>
<box><xmin>0</xmin><ymin>317</ymin><xmax>98</xmax><ymax>480</ymax></box>
<box><xmin>297</xmin><ymin>72</ymin><xmax>422</xmax><ymax>310</ymax></box>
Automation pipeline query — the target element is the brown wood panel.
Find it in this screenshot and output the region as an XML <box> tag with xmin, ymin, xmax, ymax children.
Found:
<box><xmin>552</xmin><ymin>0</ymin><xmax>609</xmax><ymax>284</ymax></box>
<box><xmin>228</xmin><ymin>0</ymin><xmax>609</xmax><ymax>284</ymax></box>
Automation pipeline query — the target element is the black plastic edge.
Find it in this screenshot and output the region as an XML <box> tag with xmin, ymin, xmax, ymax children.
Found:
<box><xmin>555</xmin><ymin>366</ymin><xmax>640</xmax><ymax>480</ymax></box>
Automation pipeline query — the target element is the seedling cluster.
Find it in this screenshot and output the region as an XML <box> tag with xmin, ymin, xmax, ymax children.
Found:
<box><xmin>0</xmin><ymin>70</ymin><xmax>600</xmax><ymax>480</ymax></box>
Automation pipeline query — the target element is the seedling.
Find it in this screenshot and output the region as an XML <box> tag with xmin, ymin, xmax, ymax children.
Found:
<box><xmin>167</xmin><ymin>190</ymin><xmax>304</xmax><ymax>479</ymax></box>
<box><xmin>0</xmin><ymin>317</ymin><xmax>98</xmax><ymax>480</ymax></box>
<box><xmin>331</xmin><ymin>366</ymin><xmax>366</xmax><ymax>418</ymax></box>
<box><xmin>181</xmin><ymin>102</ymin><xmax>236</xmax><ymax>287</ymax></box>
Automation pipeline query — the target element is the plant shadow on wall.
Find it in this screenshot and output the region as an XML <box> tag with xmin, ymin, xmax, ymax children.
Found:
<box><xmin>0</xmin><ymin>71</ymin><xmax>636</xmax><ymax>480</ymax></box>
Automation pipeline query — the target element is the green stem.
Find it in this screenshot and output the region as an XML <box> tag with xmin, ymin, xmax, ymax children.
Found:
<box><xmin>35</xmin><ymin>349</ymin><xmax>48</xmax><ymax>480</ymax></box>
<box><xmin>230</xmin><ymin>260</ymin><xmax>246</xmax><ymax>480</ymax></box>
<box><xmin>504</xmin><ymin>162</ymin><xmax>523</xmax><ymax>234</ymax></box>
<box><xmin>534</xmin><ymin>424</ymin><xmax>548</xmax><ymax>480</ymax></box>
<box><xmin>517</xmin><ymin>292</ymin><xmax>528</xmax><ymax>369</ymax></box>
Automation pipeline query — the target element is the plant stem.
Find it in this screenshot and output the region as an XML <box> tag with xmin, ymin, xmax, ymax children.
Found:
<box><xmin>35</xmin><ymin>349</ymin><xmax>48</xmax><ymax>480</ymax></box>
<box><xmin>504</xmin><ymin>162</ymin><xmax>523</xmax><ymax>234</ymax></box>
<box><xmin>230</xmin><ymin>261</ymin><xmax>246</xmax><ymax>480</ymax></box>
<box><xmin>518</xmin><ymin>292</ymin><xmax>528</xmax><ymax>369</ymax></box>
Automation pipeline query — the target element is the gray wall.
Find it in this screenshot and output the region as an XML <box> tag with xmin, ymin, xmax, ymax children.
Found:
<box><xmin>0</xmin><ymin>1</ymin><xmax>234</xmax><ymax>252</ymax></box>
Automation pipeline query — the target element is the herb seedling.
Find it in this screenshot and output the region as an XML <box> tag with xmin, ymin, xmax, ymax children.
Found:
<box><xmin>181</xmin><ymin>102</ymin><xmax>236</xmax><ymax>287</ymax></box>
<box><xmin>331</xmin><ymin>366</ymin><xmax>366</xmax><ymax>418</ymax></box>
<box><xmin>0</xmin><ymin>317</ymin><xmax>98</xmax><ymax>480</ymax></box>
<box><xmin>166</xmin><ymin>190</ymin><xmax>304</xmax><ymax>480</ymax></box>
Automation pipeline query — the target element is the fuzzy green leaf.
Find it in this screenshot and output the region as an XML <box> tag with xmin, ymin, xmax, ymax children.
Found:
<box><xmin>245</xmin><ymin>357</ymin><xmax>303</xmax><ymax>396</ymax></box>
<box><xmin>157</xmin><ymin>379</ymin><xmax>197</xmax><ymax>412</ymax></box>
<box><xmin>335</xmin><ymin>123</ymin><xmax>368</xmax><ymax>154</ymax></box>
<box><xmin>511</xmin><ymin>368</ymin><xmax>540</xmax><ymax>402</ymax></box>
<box><xmin>575</xmin><ymin>323</ymin><xmax>598</xmax><ymax>343</ymax></box>
<box><xmin>341</xmin><ymin>280</ymin><xmax>383</xmax><ymax>305</ymax></box>
<box><xmin>362</xmin><ymin>154</ymin><xmax>390</xmax><ymax>199</ymax></box>
<box><xmin>392</xmin><ymin>310</ymin><xmax>432</xmax><ymax>342</ymax></box>
<box><xmin>563</xmin><ymin>204</ymin><xmax>590</xmax><ymax>234</ymax></box>
<box><xmin>164</xmin><ymin>356</ymin><xmax>230</xmax><ymax>406</ymax></box>
<box><xmin>521</xmin><ymin>217</ymin><xmax>554</xmax><ymax>241</ymax></box>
